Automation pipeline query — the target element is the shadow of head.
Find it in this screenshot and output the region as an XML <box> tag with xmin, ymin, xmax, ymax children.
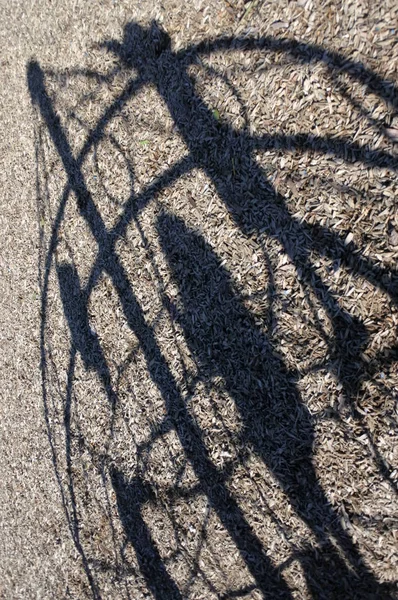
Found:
<box><xmin>103</xmin><ymin>21</ymin><xmax>171</xmax><ymax>70</ymax></box>
<box><xmin>110</xmin><ymin>467</ymin><xmax>151</xmax><ymax>510</ymax></box>
<box><xmin>156</xmin><ymin>211</ymin><xmax>240</xmax><ymax>333</ymax></box>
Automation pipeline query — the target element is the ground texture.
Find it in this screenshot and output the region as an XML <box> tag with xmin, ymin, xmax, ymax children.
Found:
<box><xmin>0</xmin><ymin>1</ymin><xmax>397</xmax><ymax>598</ymax></box>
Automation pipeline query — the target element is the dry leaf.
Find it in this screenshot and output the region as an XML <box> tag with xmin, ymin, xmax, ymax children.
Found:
<box><xmin>385</xmin><ymin>127</ymin><xmax>398</xmax><ymax>142</ymax></box>
<box><xmin>389</xmin><ymin>228</ymin><xmax>398</xmax><ymax>246</ymax></box>
<box><xmin>271</xmin><ymin>20</ymin><xmax>289</xmax><ymax>29</ymax></box>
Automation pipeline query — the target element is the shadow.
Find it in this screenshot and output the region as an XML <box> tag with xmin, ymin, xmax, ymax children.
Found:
<box><xmin>28</xmin><ymin>19</ymin><xmax>398</xmax><ymax>599</ymax></box>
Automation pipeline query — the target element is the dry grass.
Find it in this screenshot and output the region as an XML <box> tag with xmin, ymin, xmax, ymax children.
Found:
<box><xmin>0</xmin><ymin>1</ymin><xmax>397</xmax><ymax>599</ymax></box>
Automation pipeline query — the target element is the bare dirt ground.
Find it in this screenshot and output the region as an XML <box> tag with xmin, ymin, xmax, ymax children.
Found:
<box><xmin>1</xmin><ymin>1</ymin><xmax>397</xmax><ymax>598</ymax></box>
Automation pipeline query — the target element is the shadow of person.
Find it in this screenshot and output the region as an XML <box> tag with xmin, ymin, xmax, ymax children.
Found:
<box><xmin>56</xmin><ymin>233</ymin><xmax>294</xmax><ymax>598</ymax></box>
<box><xmin>58</xmin><ymin>264</ymin><xmax>184</xmax><ymax>598</ymax></box>
<box><xmin>157</xmin><ymin>212</ymin><xmax>392</xmax><ymax>600</ymax></box>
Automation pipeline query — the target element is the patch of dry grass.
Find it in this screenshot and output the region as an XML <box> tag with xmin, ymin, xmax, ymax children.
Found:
<box><xmin>1</xmin><ymin>1</ymin><xmax>397</xmax><ymax>598</ymax></box>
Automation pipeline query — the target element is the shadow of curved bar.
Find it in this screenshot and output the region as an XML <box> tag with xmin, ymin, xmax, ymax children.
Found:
<box><xmin>180</xmin><ymin>33</ymin><xmax>398</xmax><ymax>113</ymax></box>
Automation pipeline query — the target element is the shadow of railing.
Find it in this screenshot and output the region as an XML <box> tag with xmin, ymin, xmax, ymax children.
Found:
<box><xmin>28</xmin><ymin>20</ymin><xmax>397</xmax><ymax>599</ymax></box>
